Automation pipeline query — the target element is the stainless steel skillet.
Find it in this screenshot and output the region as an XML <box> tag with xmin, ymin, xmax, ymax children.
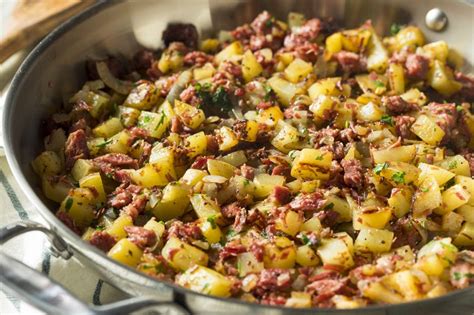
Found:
<box><xmin>1</xmin><ymin>0</ymin><xmax>473</xmax><ymax>314</ymax></box>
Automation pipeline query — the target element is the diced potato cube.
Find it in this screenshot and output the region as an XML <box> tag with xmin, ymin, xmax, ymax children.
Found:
<box><xmin>174</xmin><ymin>100</ymin><xmax>205</xmax><ymax>129</ymax></box>
<box><xmin>180</xmin><ymin>169</ymin><xmax>207</xmax><ymax>187</ymax></box>
<box><xmin>190</xmin><ymin>194</ymin><xmax>222</xmax><ymax>220</ymax></box>
<box><xmin>200</xmin><ymin>218</ymin><xmax>222</xmax><ymax>244</ymax></box>
<box><xmin>42</xmin><ymin>175</ymin><xmax>72</xmax><ymax>203</ymax></box>
<box><xmin>104</xmin><ymin>131</ymin><xmax>130</xmax><ymax>154</ymax></box>
<box><xmin>435</xmin><ymin>184</ymin><xmax>470</xmax><ymax>215</ymax></box>
<box><xmin>162</xmin><ymin>237</ymin><xmax>208</xmax><ymax>271</ymax></box>
<box><xmin>152</xmin><ymin>182</ymin><xmax>190</xmax><ymax>221</ymax></box>
<box><xmin>366</xmin><ymin>30</ymin><xmax>388</xmax><ymax>73</ymax></box>
<box><xmin>332</xmin><ymin>295</ymin><xmax>366</xmax><ymax>309</ymax></box>
<box><xmin>418</xmin><ymin>162</ymin><xmax>455</xmax><ymax>186</ymax></box>
<box><xmin>285</xmin><ymin>58</ymin><xmax>312</xmax><ymax>83</ymax></box>
<box><xmin>413</xmin><ymin>175</ymin><xmax>442</xmax><ymax>217</ymax></box>
<box><xmin>106</xmin><ymin>214</ymin><xmax>133</xmax><ymax>240</ymax></box>
<box><xmin>382</xmin><ymin>270</ymin><xmax>420</xmax><ymax>300</ymax></box>
<box><xmin>299</xmin><ymin>217</ymin><xmax>322</xmax><ymax>234</ymax></box>
<box><xmin>324</xmin><ymin>195</ymin><xmax>352</xmax><ymax>222</ymax></box>
<box><xmin>362</xmin><ymin>281</ymin><xmax>403</xmax><ymax>304</ymax></box>
<box><xmin>32</xmin><ymin>151</ymin><xmax>62</xmax><ymax>176</ymax></box>
<box><xmin>177</xmin><ymin>265</ymin><xmax>232</xmax><ymax>297</ymax></box>
<box><xmin>354</xmin><ymin>206</ymin><xmax>392</xmax><ymax>230</ymax></box>
<box><xmin>71</xmin><ymin>159</ymin><xmax>96</xmax><ymax>181</ymax></box>
<box><xmin>275</xmin><ymin>210</ymin><xmax>303</xmax><ymax>236</ymax></box>
<box><xmin>117</xmin><ymin>105</ymin><xmax>141</xmax><ymax>127</ymax></box>
<box><xmin>253</xmin><ymin>173</ymin><xmax>285</xmax><ymax>199</ymax></box>
<box><xmin>400</xmin><ymin>88</ymin><xmax>427</xmax><ymax>106</ymax></box>
<box><xmin>215</xmin><ymin>41</ymin><xmax>243</xmax><ymax>64</ymax></box>
<box><xmin>355</xmin><ymin>228</ymin><xmax>393</xmax><ymax>253</ymax></box>
<box><xmin>441</xmin><ymin>211</ymin><xmax>464</xmax><ymax>233</ymax></box>
<box><xmin>267</xmin><ymin>76</ymin><xmax>299</xmax><ymax>106</ymax></box>
<box><xmin>418</xmin><ymin>237</ymin><xmax>458</xmax><ymax>266</ymax></box>
<box><xmin>372</xmin><ymin>145</ymin><xmax>416</xmax><ymax>164</ymax></box>
<box><xmin>309</xmin><ymin>95</ymin><xmax>339</xmax><ymax>121</ymax></box>
<box><xmin>456</xmin><ymin>204</ymin><xmax>474</xmax><ymax>222</ymax></box>
<box><xmin>219</xmin><ymin>150</ymin><xmax>248</xmax><ymax>167</ymax></box>
<box><xmin>193</xmin><ymin>63</ymin><xmax>216</xmax><ymax>81</ymax></box>
<box><xmin>416</xmin><ymin>253</ymin><xmax>445</xmax><ymax>276</ymax></box>
<box><xmin>137</xmin><ymin>110</ymin><xmax>170</xmax><ymax>139</ymax></box>
<box><xmin>123</xmin><ymin>81</ymin><xmax>159</xmax><ymax>110</ymax></box>
<box><xmin>357</xmin><ymin>102</ymin><xmax>383</xmax><ymax>122</ymax></box>
<box><xmin>131</xmin><ymin>162</ymin><xmax>174</xmax><ymax>188</ymax></box>
<box><xmin>411</xmin><ymin>114</ymin><xmax>445</xmax><ymax>146</ymax></box>
<box><xmin>296</xmin><ymin>245</ymin><xmax>320</xmax><ymax>267</ymax></box>
<box><xmin>207</xmin><ymin>159</ymin><xmax>236</xmax><ymax>179</ymax></box>
<box><xmin>378</xmin><ymin>161</ymin><xmax>420</xmax><ymax>185</ymax></box>
<box><xmin>438</xmin><ymin>155</ymin><xmax>471</xmax><ymax>177</ymax></box>
<box><xmin>395</xmin><ymin>26</ymin><xmax>425</xmax><ymax>50</ymax></box>
<box><xmin>263</xmin><ymin>237</ymin><xmax>296</xmax><ymax>269</ymax></box>
<box><xmin>388</xmin><ymin>62</ymin><xmax>405</xmax><ymax>94</ymax></box>
<box><xmin>453</xmin><ymin>176</ymin><xmax>474</xmax><ymax>201</ymax></box>
<box><xmin>285</xmin><ymin>292</ymin><xmax>312</xmax><ymax>308</ymax></box>
<box><xmin>271</xmin><ymin>121</ymin><xmax>301</xmax><ymax>153</ymax></box>
<box><xmin>291</xmin><ymin>148</ymin><xmax>332</xmax><ymax>180</ymax></box>
<box><xmin>59</xmin><ymin>188</ymin><xmax>96</xmax><ymax>228</ymax></box>
<box><xmin>341</xmin><ymin>29</ymin><xmax>371</xmax><ymax>52</ymax></box>
<box><xmin>237</xmin><ymin>252</ymin><xmax>264</xmax><ymax>277</ymax></box>
<box><xmin>215</xmin><ymin>126</ymin><xmax>239</xmax><ymax>151</ymax></box>
<box><xmin>427</xmin><ymin>60</ymin><xmax>462</xmax><ymax>97</ymax></box>
<box><xmin>242</xmin><ymin>50</ymin><xmax>263</xmax><ymax>82</ymax></box>
<box><xmin>453</xmin><ymin>222</ymin><xmax>474</xmax><ymax>246</ymax></box>
<box><xmin>79</xmin><ymin>172</ymin><xmax>106</xmax><ymax>203</ymax></box>
<box><xmin>424</xmin><ymin>41</ymin><xmax>449</xmax><ymax>62</ymax></box>
<box><xmin>317</xmin><ymin>236</ymin><xmax>354</xmax><ymax>269</ymax></box>
<box><xmin>185</xmin><ymin>132</ymin><xmax>208</xmax><ymax>158</ymax></box>
<box><xmin>388</xmin><ymin>187</ymin><xmax>414</xmax><ymax>218</ymax></box>
<box><xmin>308</xmin><ymin>77</ymin><xmax>343</xmax><ymax>99</ymax></box>
<box><xmin>325</xmin><ymin>32</ymin><xmax>343</xmax><ymax>54</ymax></box>
<box><xmin>108</xmin><ymin>238</ymin><xmax>143</xmax><ymax>267</ymax></box>
<box><xmin>257</xmin><ymin>106</ymin><xmax>284</xmax><ymax>126</ymax></box>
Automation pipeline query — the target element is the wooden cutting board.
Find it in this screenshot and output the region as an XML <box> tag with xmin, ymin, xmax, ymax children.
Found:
<box><xmin>0</xmin><ymin>0</ymin><xmax>95</xmax><ymax>64</ymax></box>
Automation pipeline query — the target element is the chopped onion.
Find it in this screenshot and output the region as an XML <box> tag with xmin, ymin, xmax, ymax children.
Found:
<box><xmin>166</xmin><ymin>70</ymin><xmax>191</xmax><ymax>104</ymax></box>
<box><xmin>83</xmin><ymin>80</ymin><xmax>105</xmax><ymax>91</ymax></box>
<box><xmin>96</xmin><ymin>61</ymin><xmax>133</xmax><ymax>95</ymax></box>
<box><xmin>202</xmin><ymin>175</ymin><xmax>228</xmax><ymax>184</ymax></box>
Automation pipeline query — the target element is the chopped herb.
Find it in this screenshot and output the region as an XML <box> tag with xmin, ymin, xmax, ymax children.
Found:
<box><xmin>202</xmin><ymin>283</ymin><xmax>210</xmax><ymax>292</ymax></box>
<box><xmin>142</xmin><ymin>115</ymin><xmax>152</xmax><ymax>124</ymax></box>
<box><xmin>207</xmin><ymin>215</ymin><xmax>217</xmax><ymax>229</ymax></box>
<box><xmin>390</xmin><ymin>23</ymin><xmax>401</xmax><ymax>35</ymax></box>
<box><xmin>64</xmin><ymin>198</ymin><xmax>73</xmax><ymax>211</ymax></box>
<box><xmin>95</xmin><ymin>225</ymin><xmax>105</xmax><ymax>231</ymax></box>
<box><xmin>391</xmin><ymin>171</ymin><xmax>406</xmax><ymax>184</ymax></box>
<box><xmin>324</xmin><ymin>202</ymin><xmax>334</xmax><ymax>210</ymax></box>
<box><xmin>197</xmin><ymin>84</ymin><xmax>233</xmax><ymax>117</ymax></box>
<box><xmin>421</xmin><ymin>187</ymin><xmax>429</xmax><ymax>193</ymax></box>
<box><xmin>374</xmin><ymin>80</ymin><xmax>385</xmax><ymax>88</ymax></box>
<box><xmin>288</xmin><ymin>150</ymin><xmax>297</xmax><ymax>160</ymax></box>
<box><xmin>301</xmin><ymin>234</ymin><xmax>311</xmax><ymax>245</ymax></box>
<box><xmin>265</xmin><ymin>18</ymin><xmax>274</xmax><ymax>28</ymax></box>
<box><xmin>452</xmin><ymin>272</ymin><xmax>473</xmax><ymax>281</ymax></box>
<box><xmin>243</xmin><ymin>179</ymin><xmax>250</xmax><ymax>186</ymax></box>
<box><xmin>155</xmin><ymin>112</ymin><xmax>167</xmax><ymax>130</ymax></box>
<box><xmin>264</xmin><ymin>86</ymin><xmax>273</xmax><ymax>101</ymax></box>
<box><xmin>380</xmin><ymin>114</ymin><xmax>393</xmax><ymax>126</ymax></box>
<box><xmin>95</xmin><ymin>138</ymin><xmax>113</xmax><ymax>148</ymax></box>
<box><xmin>456</xmin><ymin>105</ymin><xmax>463</xmax><ymax>112</ymax></box>
<box><xmin>227</xmin><ymin>228</ymin><xmax>237</xmax><ymax>238</ymax></box>
<box><xmin>448</xmin><ymin>160</ymin><xmax>458</xmax><ymax>170</ymax></box>
<box><xmin>236</xmin><ymin>260</ymin><xmax>242</xmax><ymax>275</ymax></box>
<box><xmin>315</xmin><ymin>155</ymin><xmax>324</xmax><ymax>161</ymax></box>
<box><xmin>453</xmin><ymin>272</ymin><xmax>462</xmax><ymax>281</ymax></box>
<box><xmin>373</xmin><ymin>162</ymin><xmax>389</xmax><ymax>175</ymax></box>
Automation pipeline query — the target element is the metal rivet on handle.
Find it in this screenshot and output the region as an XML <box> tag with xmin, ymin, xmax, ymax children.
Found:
<box><xmin>425</xmin><ymin>8</ymin><xmax>448</xmax><ymax>31</ymax></box>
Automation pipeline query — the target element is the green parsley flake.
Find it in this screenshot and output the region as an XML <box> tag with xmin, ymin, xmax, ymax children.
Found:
<box><xmin>155</xmin><ymin>112</ymin><xmax>167</xmax><ymax>130</ymax></box>
<box><xmin>391</xmin><ymin>171</ymin><xmax>406</xmax><ymax>184</ymax></box>
<box><xmin>95</xmin><ymin>138</ymin><xmax>113</xmax><ymax>148</ymax></box>
<box><xmin>390</xmin><ymin>23</ymin><xmax>401</xmax><ymax>35</ymax></box>
<box><xmin>374</xmin><ymin>80</ymin><xmax>385</xmax><ymax>88</ymax></box>
<box><xmin>448</xmin><ymin>160</ymin><xmax>458</xmax><ymax>170</ymax></box>
<box><xmin>373</xmin><ymin>162</ymin><xmax>389</xmax><ymax>175</ymax></box>
<box><xmin>64</xmin><ymin>198</ymin><xmax>73</xmax><ymax>211</ymax></box>
<box><xmin>207</xmin><ymin>215</ymin><xmax>217</xmax><ymax>229</ymax></box>
<box><xmin>380</xmin><ymin>114</ymin><xmax>393</xmax><ymax>126</ymax></box>
<box><xmin>324</xmin><ymin>202</ymin><xmax>334</xmax><ymax>210</ymax></box>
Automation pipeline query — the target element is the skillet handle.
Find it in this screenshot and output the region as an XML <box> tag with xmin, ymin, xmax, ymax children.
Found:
<box><xmin>0</xmin><ymin>220</ymin><xmax>191</xmax><ymax>315</ymax></box>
